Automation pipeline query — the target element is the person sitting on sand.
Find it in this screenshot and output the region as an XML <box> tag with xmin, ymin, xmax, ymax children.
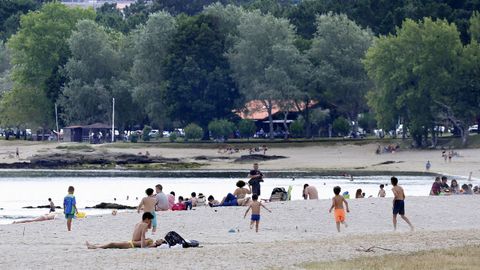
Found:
<box><xmin>355</xmin><ymin>189</ymin><xmax>364</xmax><ymax>198</ymax></box>
<box><xmin>430</xmin><ymin>177</ymin><xmax>441</xmax><ymax>195</ymax></box>
<box><xmin>303</xmin><ymin>184</ymin><xmax>318</xmax><ymax>200</ymax></box>
<box><xmin>197</xmin><ymin>193</ymin><xmax>206</xmax><ymax>207</ymax></box>
<box><xmin>155</xmin><ymin>184</ymin><xmax>170</xmax><ymax>211</ymax></box>
<box><xmin>172</xmin><ymin>196</ymin><xmax>186</xmax><ymax>211</ymax></box>
<box><xmin>13</xmin><ymin>213</ymin><xmax>57</xmax><ymax>224</ymax></box>
<box><xmin>207</xmin><ymin>195</ymin><xmax>220</xmax><ymax>207</ymax></box>
<box><xmin>233</xmin><ymin>180</ymin><xmax>251</xmax><ymax>199</ymax></box>
<box><xmin>168</xmin><ymin>191</ymin><xmax>175</xmax><ymax>209</ymax></box>
<box><xmin>48</xmin><ymin>198</ymin><xmax>56</xmax><ymax>213</ymax></box>
<box><xmin>86</xmin><ymin>213</ymin><xmax>164</xmax><ymax>249</ymax></box>
<box><xmin>217</xmin><ymin>193</ymin><xmax>250</xmax><ymax>207</ymax></box>
<box><xmin>450</xmin><ymin>179</ymin><xmax>460</xmax><ymax>194</ymax></box>
<box><xmin>440</xmin><ymin>176</ymin><xmax>450</xmax><ymax>192</ymax></box>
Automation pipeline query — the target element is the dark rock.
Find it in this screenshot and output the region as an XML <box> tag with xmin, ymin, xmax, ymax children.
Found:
<box><xmin>86</xmin><ymin>202</ymin><xmax>136</xmax><ymax>210</ymax></box>
<box><xmin>23</xmin><ymin>205</ymin><xmax>62</xmax><ymax>209</ymax></box>
<box><xmin>234</xmin><ymin>154</ymin><xmax>287</xmax><ymax>163</ymax></box>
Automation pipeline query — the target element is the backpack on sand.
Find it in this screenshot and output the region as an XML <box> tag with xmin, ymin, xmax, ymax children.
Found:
<box><xmin>164</xmin><ymin>231</ymin><xmax>200</xmax><ymax>248</ymax></box>
<box><xmin>270</xmin><ymin>187</ymin><xmax>288</xmax><ymax>202</ymax></box>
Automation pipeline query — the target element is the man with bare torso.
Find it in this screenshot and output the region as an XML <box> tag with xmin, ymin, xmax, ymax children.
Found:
<box><xmin>86</xmin><ymin>212</ymin><xmax>163</xmax><ymax>249</ymax></box>
<box><xmin>391</xmin><ymin>176</ymin><xmax>414</xmax><ymax>231</ymax></box>
<box><xmin>138</xmin><ymin>188</ymin><xmax>157</xmax><ymax>234</ymax></box>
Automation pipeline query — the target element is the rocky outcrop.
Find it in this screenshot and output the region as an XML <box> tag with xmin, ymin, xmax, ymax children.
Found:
<box><xmin>234</xmin><ymin>154</ymin><xmax>287</xmax><ymax>163</ymax></box>
<box><xmin>86</xmin><ymin>202</ymin><xmax>136</xmax><ymax>210</ymax></box>
<box><xmin>23</xmin><ymin>205</ymin><xmax>62</xmax><ymax>209</ymax></box>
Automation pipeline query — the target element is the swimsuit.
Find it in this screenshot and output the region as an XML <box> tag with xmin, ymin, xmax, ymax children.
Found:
<box><xmin>393</xmin><ymin>200</ymin><xmax>405</xmax><ymax>215</ymax></box>
<box><xmin>334</xmin><ymin>208</ymin><xmax>346</xmax><ymax>222</ymax></box>
<box><xmin>251</xmin><ymin>214</ymin><xmax>260</xmax><ymax>221</ymax></box>
<box><xmin>150</xmin><ymin>211</ymin><xmax>157</xmax><ymax>228</ymax></box>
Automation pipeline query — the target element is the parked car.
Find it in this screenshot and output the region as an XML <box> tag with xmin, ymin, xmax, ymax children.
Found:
<box><xmin>469</xmin><ymin>125</ymin><xmax>479</xmax><ymax>133</ymax></box>
<box><xmin>148</xmin><ymin>129</ymin><xmax>159</xmax><ymax>138</ymax></box>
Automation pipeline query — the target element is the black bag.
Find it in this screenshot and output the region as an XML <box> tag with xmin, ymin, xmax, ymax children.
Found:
<box><xmin>270</xmin><ymin>187</ymin><xmax>288</xmax><ymax>201</ymax></box>
<box><xmin>164</xmin><ymin>231</ymin><xmax>199</xmax><ymax>248</ymax></box>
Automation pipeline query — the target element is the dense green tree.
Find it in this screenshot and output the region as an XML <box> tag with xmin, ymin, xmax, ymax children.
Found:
<box><xmin>308</xmin><ymin>13</ymin><xmax>373</xmax><ymax>132</ymax></box>
<box><xmin>237</xmin><ymin>119</ymin><xmax>256</xmax><ymax>138</ymax></box>
<box><xmin>184</xmin><ymin>123</ymin><xmax>203</xmax><ymax>141</ymax></box>
<box><xmin>332</xmin><ymin>116</ymin><xmax>351</xmax><ymax>136</ymax></box>
<box><xmin>5</xmin><ymin>3</ymin><xmax>94</xmax><ymax>128</ymax></box>
<box><xmin>0</xmin><ymin>0</ymin><xmax>45</xmax><ymax>41</ymax></box>
<box><xmin>131</xmin><ymin>11</ymin><xmax>177</xmax><ymax>129</ymax></box>
<box><xmin>208</xmin><ymin>119</ymin><xmax>235</xmax><ymax>140</ymax></box>
<box><xmin>365</xmin><ymin>18</ymin><xmax>470</xmax><ymax>146</ymax></box>
<box><xmin>470</xmin><ymin>11</ymin><xmax>480</xmax><ymax>43</ymax></box>
<box><xmin>165</xmin><ymin>14</ymin><xmax>239</xmax><ymax>137</ymax></box>
<box><xmin>95</xmin><ymin>2</ymin><xmax>127</xmax><ymax>33</ymax></box>
<box><xmin>60</xmin><ymin>20</ymin><xmax>120</xmax><ymax>125</ymax></box>
<box><xmin>228</xmin><ymin>10</ymin><xmax>308</xmax><ymax>139</ymax></box>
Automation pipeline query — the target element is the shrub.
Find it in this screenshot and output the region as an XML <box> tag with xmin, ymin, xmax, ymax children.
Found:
<box><xmin>184</xmin><ymin>123</ymin><xmax>203</xmax><ymax>141</ymax></box>
<box><xmin>130</xmin><ymin>132</ymin><xmax>138</xmax><ymax>143</ymax></box>
<box><xmin>169</xmin><ymin>132</ymin><xmax>177</xmax><ymax>142</ymax></box>
<box><xmin>290</xmin><ymin>119</ymin><xmax>305</xmax><ymax>138</ymax></box>
<box><xmin>238</xmin><ymin>119</ymin><xmax>256</xmax><ymax>138</ymax></box>
<box><xmin>333</xmin><ymin>117</ymin><xmax>351</xmax><ymax>136</ymax></box>
<box><xmin>208</xmin><ymin>119</ymin><xmax>235</xmax><ymax>141</ymax></box>
<box><xmin>142</xmin><ymin>125</ymin><xmax>152</xmax><ymax>141</ymax></box>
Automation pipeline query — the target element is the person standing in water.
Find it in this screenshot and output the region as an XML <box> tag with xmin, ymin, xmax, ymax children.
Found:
<box><xmin>248</xmin><ymin>163</ymin><xmax>264</xmax><ymax>196</ymax></box>
<box><xmin>48</xmin><ymin>198</ymin><xmax>55</xmax><ymax>213</ymax></box>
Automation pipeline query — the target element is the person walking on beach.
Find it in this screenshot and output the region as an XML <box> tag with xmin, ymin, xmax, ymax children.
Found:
<box><xmin>303</xmin><ymin>184</ymin><xmax>318</xmax><ymax>199</ymax></box>
<box><xmin>48</xmin><ymin>198</ymin><xmax>55</xmax><ymax>213</ymax></box>
<box><xmin>244</xmin><ymin>194</ymin><xmax>271</xmax><ymax>233</ymax></box>
<box><xmin>425</xmin><ymin>160</ymin><xmax>431</xmax><ymax>171</ymax></box>
<box><xmin>391</xmin><ymin>177</ymin><xmax>414</xmax><ymax>231</ymax></box>
<box><xmin>329</xmin><ymin>186</ymin><xmax>349</xmax><ymax>232</ymax></box>
<box><xmin>63</xmin><ymin>186</ymin><xmax>77</xmax><ymax>231</ymax></box>
<box><xmin>248</xmin><ymin>163</ymin><xmax>264</xmax><ymax>196</ymax></box>
<box><xmin>138</xmin><ymin>188</ymin><xmax>157</xmax><ymax>234</ymax></box>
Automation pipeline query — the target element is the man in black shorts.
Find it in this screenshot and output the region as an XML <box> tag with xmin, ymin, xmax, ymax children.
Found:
<box><xmin>248</xmin><ymin>163</ymin><xmax>264</xmax><ymax>196</ymax></box>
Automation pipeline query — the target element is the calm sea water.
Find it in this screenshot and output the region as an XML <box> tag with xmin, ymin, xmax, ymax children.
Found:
<box><xmin>0</xmin><ymin>175</ymin><xmax>475</xmax><ymax>224</ymax></box>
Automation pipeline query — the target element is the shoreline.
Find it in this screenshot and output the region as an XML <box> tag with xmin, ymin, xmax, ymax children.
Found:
<box><xmin>0</xmin><ymin>168</ymin><xmax>440</xmax><ymax>178</ymax></box>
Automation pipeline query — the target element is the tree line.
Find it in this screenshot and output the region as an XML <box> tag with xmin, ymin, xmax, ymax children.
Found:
<box><xmin>0</xmin><ymin>0</ymin><xmax>479</xmax><ymax>146</ymax></box>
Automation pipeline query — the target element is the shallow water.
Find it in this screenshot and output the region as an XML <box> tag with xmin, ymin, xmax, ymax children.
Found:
<box><xmin>0</xmin><ymin>175</ymin><xmax>476</xmax><ymax>224</ymax></box>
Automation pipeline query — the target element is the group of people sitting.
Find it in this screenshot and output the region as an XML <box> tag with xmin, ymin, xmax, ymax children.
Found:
<box><xmin>430</xmin><ymin>176</ymin><xmax>479</xmax><ymax>195</ymax></box>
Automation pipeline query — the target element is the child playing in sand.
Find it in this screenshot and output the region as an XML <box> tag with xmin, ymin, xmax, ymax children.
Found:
<box><xmin>244</xmin><ymin>194</ymin><xmax>271</xmax><ymax>232</ymax></box>
<box><xmin>391</xmin><ymin>177</ymin><xmax>414</xmax><ymax>231</ymax></box>
<box><xmin>329</xmin><ymin>186</ymin><xmax>350</xmax><ymax>232</ymax></box>
<box><xmin>138</xmin><ymin>188</ymin><xmax>157</xmax><ymax>234</ymax></box>
<box><xmin>378</xmin><ymin>184</ymin><xmax>386</xmax><ymax>197</ymax></box>
<box><xmin>63</xmin><ymin>186</ymin><xmax>77</xmax><ymax>231</ymax></box>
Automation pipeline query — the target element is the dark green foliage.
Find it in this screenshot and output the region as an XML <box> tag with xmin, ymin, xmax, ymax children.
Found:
<box><xmin>165</xmin><ymin>14</ymin><xmax>239</xmax><ymax>130</ymax></box>
<box><xmin>238</xmin><ymin>119</ymin><xmax>256</xmax><ymax>138</ymax></box>
<box><xmin>290</xmin><ymin>118</ymin><xmax>305</xmax><ymax>138</ymax></box>
<box><xmin>184</xmin><ymin>123</ymin><xmax>203</xmax><ymax>141</ymax></box>
<box><xmin>208</xmin><ymin>119</ymin><xmax>235</xmax><ymax>140</ymax></box>
<box><xmin>142</xmin><ymin>125</ymin><xmax>152</xmax><ymax>141</ymax></box>
<box><xmin>332</xmin><ymin>117</ymin><xmax>351</xmax><ymax>136</ymax></box>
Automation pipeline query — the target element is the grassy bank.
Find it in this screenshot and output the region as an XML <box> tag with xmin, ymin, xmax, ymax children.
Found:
<box><xmin>301</xmin><ymin>245</ymin><xmax>480</xmax><ymax>270</ymax></box>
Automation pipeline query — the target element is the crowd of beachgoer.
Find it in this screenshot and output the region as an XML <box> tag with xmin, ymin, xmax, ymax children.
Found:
<box><xmin>217</xmin><ymin>145</ymin><xmax>268</xmax><ymax>155</ymax></box>
<box><xmin>429</xmin><ymin>176</ymin><xmax>479</xmax><ymax>195</ymax></box>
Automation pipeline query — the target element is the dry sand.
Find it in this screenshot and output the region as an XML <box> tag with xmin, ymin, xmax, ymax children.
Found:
<box><xmin>1</xmin><ymin>196</ymin><xmax>480</xmax><ymax>270</ymax></box>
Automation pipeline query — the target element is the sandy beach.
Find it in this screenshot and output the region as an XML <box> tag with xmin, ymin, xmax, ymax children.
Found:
<box><xmin>1</xmin><ymin>195</ymin><xmax>479</xmax><ymax>269</ymax></box>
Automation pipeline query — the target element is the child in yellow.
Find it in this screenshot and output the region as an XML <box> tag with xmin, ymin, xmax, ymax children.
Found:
<box><xmin>329</xmin><ymin>186</ymin><xmax>350</xmax><ymax>232</ymax></box>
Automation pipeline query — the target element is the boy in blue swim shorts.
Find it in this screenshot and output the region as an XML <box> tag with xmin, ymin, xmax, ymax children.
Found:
<box><xmin>244</xmin><ymin>194</ymin><xmax>271</xmax><ymax>232</ymax></box>
<box><xmin>64</xmin><ymin>186</ymin><xmax>77</xmax><ymax>231</ymax></box>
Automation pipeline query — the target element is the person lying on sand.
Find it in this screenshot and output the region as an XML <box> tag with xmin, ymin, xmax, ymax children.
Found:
<box><xmin>13</xmin><ymin>213</ymin><xmax>57</xmax><ymax>224</ymax></box>
<box><xmin>86</xmin><ymin>212</ymin><xmax>157</xmax><ymax>249</ymax></box>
